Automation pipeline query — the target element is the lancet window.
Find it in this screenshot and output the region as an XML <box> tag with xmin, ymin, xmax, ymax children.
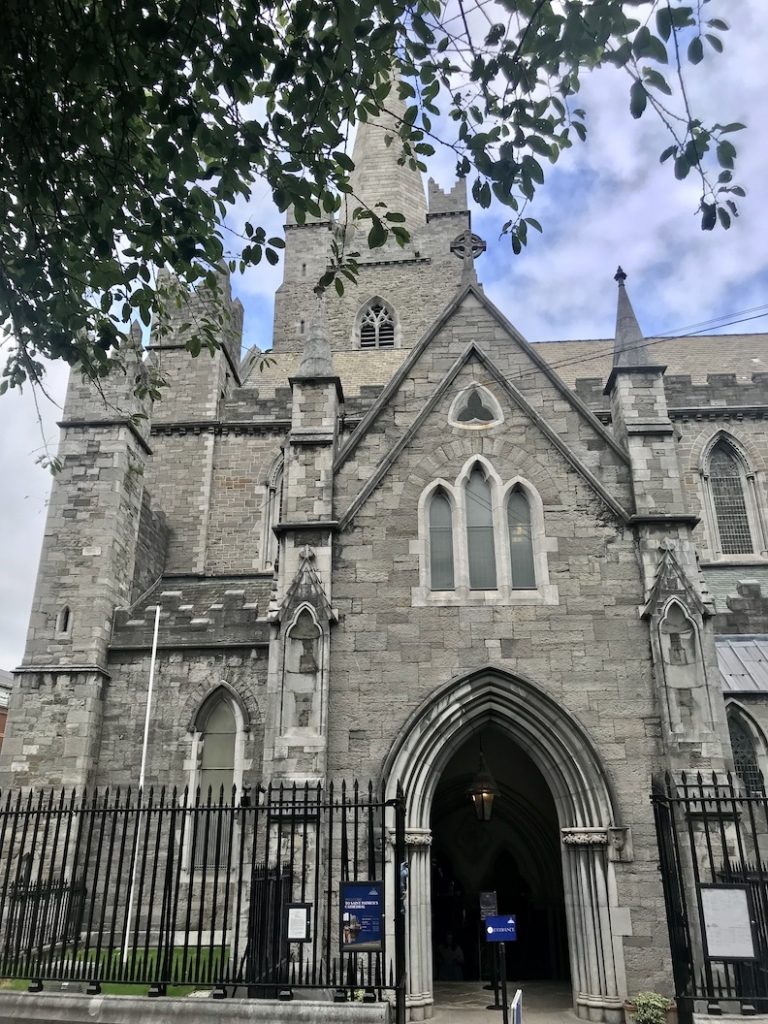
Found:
<box><xmin>419</xmin><ymin>460</ymin><xmax>555</xmax><ymax>605</ymax></box>
<box><xmin>701</xmin><ymin>436</ymin><xmax>766</xmax><ymax>560</ymax></box>
<box><xmin>728</xmin><ymin>712</ymin><xmax>764</xmax><ymax>794</ymax></box>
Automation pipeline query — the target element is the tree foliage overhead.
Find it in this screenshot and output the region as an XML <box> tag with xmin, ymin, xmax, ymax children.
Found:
<box><xmin>0</xmin><ymin>0</ymin><xmax>745</xmax><ymax>394</ymax></box>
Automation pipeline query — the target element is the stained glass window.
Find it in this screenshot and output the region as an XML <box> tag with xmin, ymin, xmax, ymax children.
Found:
<box><xmin>429</xmin><ymin>491</ymin><xmax>454</xmax><ymax>590</ymax></box>
<box><xmin>466</xmin><ymin>468</ymin><xmax>497</xmax><ymax>589</ymax></box>
<box><xmin>729</xmin><ymin>716</ymin><xmax>763</xmax><ymax>794</ymax></box>
<box><xmin>196</xmin><ymin>695</ymin><xmax>236</xmax><ymax>866</ymax></box>
<box><xmin>507</xmin><ymin>489</ymin><xmax>536</xmax><ymax>588</ymax></box>
<box><xmin>457</xmin><ymin>389</ymin><xmax>495</xmax><ymax>423</ymax></box>
<box><xmin>710</xmin><ymin>443</ymin><xmax>753</xmax><ymax>555</ymax></box>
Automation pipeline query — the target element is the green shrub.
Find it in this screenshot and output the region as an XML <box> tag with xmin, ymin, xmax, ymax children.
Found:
<box><xmin>629</xmin><ymin>991</ymin><xmax>673</xmax><ymax>1024</ymax></box>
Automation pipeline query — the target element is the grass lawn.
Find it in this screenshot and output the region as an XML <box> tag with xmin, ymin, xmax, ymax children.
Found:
<box><xmin>0</xmin><ymin>946</ymin><xmax>231</xmax><ymax>998</ymax></box>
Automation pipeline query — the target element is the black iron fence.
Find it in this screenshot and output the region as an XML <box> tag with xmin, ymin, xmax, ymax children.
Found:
<box><xmin>0</xmin><ymin>782</ymin><xmax>406</xmax><ymax>1019</ymax></box>
<box><xmin>653</xmin><ymin>771</ymin><xmax>768</xmax><ymax>1022</ymax></box>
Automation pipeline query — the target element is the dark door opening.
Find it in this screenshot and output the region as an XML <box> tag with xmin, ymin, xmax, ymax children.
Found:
<box><xmin>430</xmin><ymin>727</ymin><xmax>570</xmax><ymax>985</ymax></box>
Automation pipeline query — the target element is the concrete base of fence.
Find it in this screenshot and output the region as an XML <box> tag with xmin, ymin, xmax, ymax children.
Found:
<box><xmin>0</xmin><ymin>991</ymin><xmax>391</xmax><ymax>1023</ymax></box>
<box><xmin>693</xmin><ymin>1017</ymin><xmax>768</xmax><ymax>1023</ymax></box>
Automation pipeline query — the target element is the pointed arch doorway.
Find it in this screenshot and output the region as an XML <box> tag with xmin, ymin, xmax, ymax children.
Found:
<box><xmin>382</xmin><ymin>669</ymin><xmax>629</xmax><ymax>1023</ymax></box>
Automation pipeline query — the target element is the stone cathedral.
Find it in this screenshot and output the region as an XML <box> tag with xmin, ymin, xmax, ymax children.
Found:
<box><xmin>4</xmin><ymin>89</ymin><xmax>768</xmax><ymax>1022</ymax></box>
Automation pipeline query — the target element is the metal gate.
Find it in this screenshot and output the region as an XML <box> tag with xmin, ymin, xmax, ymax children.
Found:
<box><xmin>653</xmin><ymin>771</ymin><xmax>768</xmax><ymax>1020</ymax></box>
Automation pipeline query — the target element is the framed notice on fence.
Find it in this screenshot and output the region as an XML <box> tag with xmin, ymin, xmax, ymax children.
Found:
<box><xmin>286</xmin><ymin>902</ymin><xmax>312</xmax><ymax>943</ymax></box>
<box><xmin>700</xmin><ymin>884</ymin><xmax>757</xmax><ymax>961</ymax></box>
<box><xmin>340</xmin><ymin>880</ymin><xmax>384</xmax><ymax>953</ymax></box>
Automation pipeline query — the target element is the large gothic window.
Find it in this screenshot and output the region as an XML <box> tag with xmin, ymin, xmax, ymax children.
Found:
<box><xmin>466</xmin><ymin>468</ymin><xmax>497</xmax><ymax>589</ymax></box>
<box><xmin>709</xmin><ymin>441</ymin><xmax>755</xmax><ymax>556</ymax></box>
<box><xmin>359</xmin><ymin>301</ymin><xmax>395</xmax><ymax>349</ymax></box>
<box><xmin>429</xmin><ymin>490</ymin><xmax>454</xmax><ymax>591</ymax></box>
<box><xmin>417</xmin><ymin>463</ymin><xmax>556</xmax><ymax>606</ymax></box>
<box><xmin>194</xmin><ymin>692</ymin><xmax>239</xmax><ymax>867</ymax></box>
<box><xmin>507</xmin><ymin>488</ymin><xmax>536</xmax><ymax>588</ymax></box>
<box><xmin>728</xmin><ymin>714</ymin><xmax>763</xmax><ymax>794</ymax></box>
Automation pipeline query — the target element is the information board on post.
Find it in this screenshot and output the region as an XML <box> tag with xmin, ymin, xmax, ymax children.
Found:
<box><xmin>485</xmin><ymin>915</ymin><xmax>517</xmax><ymax>943</ymax></box>
<box><xmin>340</xmin><ymin>880</ymin><xmax>384</xmax><ymax>952</ymax></box>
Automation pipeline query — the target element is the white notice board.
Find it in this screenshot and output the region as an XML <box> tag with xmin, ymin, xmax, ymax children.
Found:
<box><xmin>701</xmin><ymin>885</ymin><xmax>756</xmax><ymax>961</ymax></box>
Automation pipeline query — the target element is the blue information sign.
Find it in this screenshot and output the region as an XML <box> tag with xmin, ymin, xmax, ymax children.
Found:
<box><xmin>485</xmin><ymin>915</ymin><xmax>517</xmax><ymax>942</ymax></box>
<box><xmin>340</xmin><ymin>881</ymin><xmax>384</xmax><ymax>952</ymax></box>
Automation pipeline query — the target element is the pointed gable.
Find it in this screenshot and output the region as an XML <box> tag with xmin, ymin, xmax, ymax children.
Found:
<box><xmin>333</xmin><ymin>284</ymin><xmax>634</xmax><ymax>528</ymax></box>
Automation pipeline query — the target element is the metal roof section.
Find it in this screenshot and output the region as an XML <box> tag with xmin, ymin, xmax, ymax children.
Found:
<box><xmin>717</xmin><ymin>636</ymin><xmax>768</xmax><ymax>693</ymax></box>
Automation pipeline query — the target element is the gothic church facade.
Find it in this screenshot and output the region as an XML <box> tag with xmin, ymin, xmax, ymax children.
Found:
<box><xmin>5</xmin><ymin>90</ymin><xmax>768</xmax><ymax>1022</ymax></box>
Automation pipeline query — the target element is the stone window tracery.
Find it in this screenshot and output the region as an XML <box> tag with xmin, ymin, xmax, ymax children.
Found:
<box><xmin>701</xmin><ymin>436</ymin><xmax>766</xmax><ymax>561</ymax></box>
<box><xmin>415</xmin><ymin>460</ymin><xmax>558</xmax><ymax>607</ymax></box>
<box><xmin>728</xmin><ymin>712</ymin><xmax>764</xmax><ymax>794</ymax></box>
<box><xmin>359</xmin><ymin>301</ymin><xmax>395</xmax><ymax>349</ymax></box>
<box><xmin>448</xmin><ymin>384</ymin><xmax>503</xmax><ymax>429</ymax></box>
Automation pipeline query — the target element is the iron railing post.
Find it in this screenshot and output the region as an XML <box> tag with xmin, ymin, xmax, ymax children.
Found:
<box><xmin>394</xmin><ymin>780</ymin><xmax>407</xmax><ymax>1024</ymax></box>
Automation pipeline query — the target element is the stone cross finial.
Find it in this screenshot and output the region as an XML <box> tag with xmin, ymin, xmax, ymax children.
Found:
<box><xmin>451</xmin><ymin>230</ymin><xmax>487</xmax><ymax>286</ymax></box>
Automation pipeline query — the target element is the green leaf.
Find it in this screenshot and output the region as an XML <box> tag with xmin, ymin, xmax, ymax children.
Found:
<box><xmin>630</xmin><ymin>80</ymin><xmax>647</xmax><ymax>119</ymax></box>
<box><xmin>717</xmin><ymin>140</ymin><xmax>736</xmax><ymax>169</ymax></box>
<box><xmin>674</xmin><ymin>154</ymin><xmax>690</xmax><ymax>180</ymax></box>
<box><xmin>656</xmin><ymin>7</ymin><xmax>672</xmax><ymax>41</ymax></box>
<box><xmin>687</xmin><ymin>37</ymin><xmax>704</xmax><ymax>64</ymax></box>
<box><xmin>367</xmin><ymin>219</ymin><xmax>387</xmax><ymax>248</ymax></box>
<box><xmin>705</xmin><ymin>33</ymin><xmax>723</xmax><ymax>53</ymax></box>
<box><xmin>700</xmin><ymin>203</ymin><xmax>716</xmax><ymax>231</ymax></box>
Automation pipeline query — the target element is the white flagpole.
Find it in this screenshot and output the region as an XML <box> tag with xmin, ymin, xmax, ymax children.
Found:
<box><xmin>123</xmin><ymin>603</ymin><xmax>161</xmax><ymax>964</ymax></box>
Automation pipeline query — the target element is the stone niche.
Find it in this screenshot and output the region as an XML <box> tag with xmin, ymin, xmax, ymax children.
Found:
<box><xmin>280</xmin><ymin>608</ymin><xmax>323</xmax><ymax>733</ymax></box>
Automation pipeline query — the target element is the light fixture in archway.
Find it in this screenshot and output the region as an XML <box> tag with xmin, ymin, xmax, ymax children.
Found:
<box><xmin>468</xmin><ymin>745</ymin><xmax>497</xmax><ymax>821</ymax></box>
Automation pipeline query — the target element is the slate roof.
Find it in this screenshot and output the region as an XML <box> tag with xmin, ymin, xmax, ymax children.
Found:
<box><xmin>111</xmin><ymin>575</ymin><xmax>273</xmax><ymax>649</ymax></box>
<box><xmin>242</xmin><ymin>332</ymin><xmax>768</xmax><ymax>397</ymax></box>
<box><xmin>530</xmin><ymin>333</ymin><xmax>768</xmax><ymax>388</ymax></box>
<box><xmin>717</xmin><ymin>637</ymin><xmax>768</xmax><ymax>694</ymax></box>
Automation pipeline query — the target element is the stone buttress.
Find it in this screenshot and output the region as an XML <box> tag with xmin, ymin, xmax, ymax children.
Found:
<box><xmin>263</xmin><ymin>310</ymin><xmax>341</xmax><ymax>782</ymax></box>
<box><xmin>606</xmin><ymin>268</ymin><xmax>729</xmax><ymax>770</ymax></box>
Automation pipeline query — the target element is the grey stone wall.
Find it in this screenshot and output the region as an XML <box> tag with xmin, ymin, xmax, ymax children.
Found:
<box><xmin>323</xmin><ymin>290</ymin><xmax>672</xmax><ymax>997</ymax></box>
<box><xmin>95</xmin><ymin>649</ymin><xmax>267</xmax><ymax>791</ymax></box>
<box><xmin>130</xmin><ymin>492</ymin><xmax>169</xmax><ymax>603</ymax></box>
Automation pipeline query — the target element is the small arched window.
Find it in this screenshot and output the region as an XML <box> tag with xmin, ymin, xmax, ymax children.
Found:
<box><xmin>709</xmin><ymin>442</ymin><xmax>754</xmax><ymax>555</ymax></box>
<box><xmin>429</xmin><ymin>491</ymin><xmax>454</xmax><ymax>591</ymax></box>
<box><xmin>507</xmin><ymin>488</ymin><xmax>535</xmax><ymax>589</ymax></box>
<box><xmin>56</xmin><ymin>606</ymin><xmax>72</xmax><ymax>636</ymax></box>
<box><xmin>466</xmin><ymin>467</ymin><xmax>497</xmax><ymax>589</ymax></box>
<box><xmin>359</xmin><ymin>301</ymin><xmax>395</xmax><ymax>349</ymax></box>
<box><xmin>728</xmin><ymin>714</ymin><xmax>763</xmax><ymax>794</ymax></box>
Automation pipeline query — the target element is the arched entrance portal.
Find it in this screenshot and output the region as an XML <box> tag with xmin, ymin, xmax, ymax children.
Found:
<box><xmin>431</xmin><ymin>727</ymin><xmax>569</xmax><ymax>985</ymax></box>
<box><xmin>382</xmin><ymin>669</ymin><xmax>629</xmax><ymax>1023</ymax></box>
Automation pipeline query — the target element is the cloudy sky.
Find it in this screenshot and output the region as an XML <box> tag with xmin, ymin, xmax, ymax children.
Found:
<box><xmin>1</xmin><ymin>0</ymin><xmax>766</xmax><ymax>670</ymax></box>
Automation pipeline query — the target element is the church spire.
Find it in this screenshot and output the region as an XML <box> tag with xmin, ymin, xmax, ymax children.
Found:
<box><xmin>612</xmin><ymin>266</ymin><xmax>648</xmax><ymax>369</ymax></box>
<box><xmin>348</xmin><ymin>73</ymin><xmax>427</xmax><ymax>230</ymax></box>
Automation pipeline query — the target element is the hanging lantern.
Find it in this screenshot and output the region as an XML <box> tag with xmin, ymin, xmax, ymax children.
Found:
<box><xmin>468</xmin><ymin>749</ymin><xmax>497</xmax><ymax>821</ymax></box>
